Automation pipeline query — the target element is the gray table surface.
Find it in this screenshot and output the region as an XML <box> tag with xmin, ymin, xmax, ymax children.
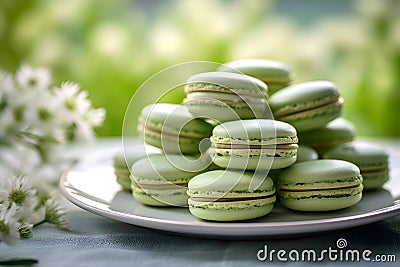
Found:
<box><xmin>1</xmin><ymin>138</ymin><xmax>399</xmax><ymax>266</ymax></box>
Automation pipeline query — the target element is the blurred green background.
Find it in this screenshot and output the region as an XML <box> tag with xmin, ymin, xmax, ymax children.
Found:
<box><xmin>1</xmin><ymin>0</ymin><xmax>399</xmax><ymax>137</ymax></box>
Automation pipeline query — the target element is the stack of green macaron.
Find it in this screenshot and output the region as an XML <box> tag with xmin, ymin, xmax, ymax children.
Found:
<box><xmin>126</xmin><ymin>57</ymin><xmax>390</xmax><ymax>220</ymax></box>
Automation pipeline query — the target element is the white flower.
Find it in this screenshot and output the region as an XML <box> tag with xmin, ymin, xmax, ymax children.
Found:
<box><xmin>0</xmin><ymin>64</ymin><xmax>104</xmax><ymax>243</ymax></box>
<box><xmin>23</xmin><ymin>89</ymin><xmax>60</xmax><ymax>127</ymax></box>
<box><xmin>73</xmin><ymin>117</ymin><xmax>95</xmax><ymax>142</ymax></box>
<box><xmin>53</xmin><ymin>81</ymin><xmax>105</xmax><ymax>142</ymax></box>
<box><xmin>0</xmin><ymin>203</ymin><xmax>21</xmax><ymax>245</ymax></box>
<box><xmin>0</xmin><ymin>174</ymin><xmax>37</xmax><ymax>213</ymax></box>
<box><xmin>55</xmin><ymin>82</ymin><xmax>91</xmax><ymax>116</ymax></box>
<box><xmin>0</xmin><ymin>71</ymin><xmax>15</xmax><ymax>96</ymax></box>
<box><xmin>18</xmin><ymin>219</ymin><xmax>33</xmax><ymax>239</ymax></box>
<box><xmin>44</xmin><ymin>196</ymin><xmax>68</xmax><ymax>229</ymax></box>
<box><xmin>16</xmin><ymin>64</ymin><xmax>52</xmax><ymax>91</ymax></box>
<box><xmin>86</xmin><ymin>107</ymin><xmax>106</xmax><ymax>127</ymax></box>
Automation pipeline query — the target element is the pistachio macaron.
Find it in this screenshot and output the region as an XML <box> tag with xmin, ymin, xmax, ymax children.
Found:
<box><xmin>324</xmin><ymin>141</ymin><xmax>389</xmax><ymax>190</ymax></box>
<box><xmin>187</xmin><ymin>170</ymin><xmax>276</xmax><ymax>221</ymax></box>
<box><xmin>298</xmin><ymin>118</ymin><xmax>356</xmax><ymax>155</ymax></box>
<box><xmin>217</xmin><ymin>59</ymin><xmax>293</xmax><ymax>95</ymax></box>
<box><xmin>269</xmin><ymin>81</ymin><xmax>343</xmax><ymax>132</ymax></box>
<box><xmin>210</xmin><ymin>119</ymin><xmax>298</xmax><ymax>170</ymax></box>
<box><xmin>137</xmin><ymin>103</ymin><xmax>213</xmax><ymax>154</ymax></box>
<box><xmin>113</xmin><ymin>146</ymin><xmax>161</xmax><ymax>191</ymax></box>
<box><xmin>277</xmin><ymin>159</ymin><xmax>363</xmax><ymax>211</ymax></box>
<box><xmin>296</xmin><ymin>145</ymin><xmax>318</xmax><ymax>163</ymax></box>
<box><xmin>183</xmin><ymin>72</ymin><xmax>271</xmax><ymax>123</ymax></box>
<box><xmin>130</xmin><ymin>154</ymin><xmax>213</xmax><ymax>206</ymax></box>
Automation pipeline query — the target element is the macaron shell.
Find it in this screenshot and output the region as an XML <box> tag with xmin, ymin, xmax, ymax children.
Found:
<box><xmin>361</xmin><ymin>171</ymin><xmax>389</xmax><ymax>190</ymax></box>
<box><xmin>186</xmin><ymin>72</ymin><xmax>268</xmax><ymax>96</ymax></box>
<box><xmin>188</xmin><ymin>202</ymin><xmax>274</xmax><ymax>221</ymax></box>
<box><xmin>114</xmin><ymin>146</ymin><xmax>160</xmax><ymax>168</ymax></box>
<box><xmin>278</xmin><ymin>100</ymin><xmax>343</xmax><ymax>132</ymax></box>
<box><xmin>269</xmin><ymin>81</ymin><xmax>340</xmax><ymax>116</ymax></box>
<box><xmin>296</xmin><ymin>145</ymin><xmax>318</xmax><ymax>163</ymax></box>
<box><xmin>217</xmin><ymin>59</ymin><xmax>293</xmax><ymax>93</ymax></box>
<box><xmin>278</xmin><ymin>159</ymin><xmax>361</xmax><ymax>185</ymax></box>
<box><xmin>139</xmin><ymin>104</ymin><xmax>212</xmax><ymax>136</ymax></box>
<box><xmin>211</xmin><ymin>119</ymin><xmax>297</xmax><ymax>145</ymax></box>
<box><xmin>116</xmin><ymin>176</ymin><xmax>131</xmax><ymax>191</ymax></box>
<box><xmin>188</xmin><ymin>170</ymin><xmax>274</xmax><ymax>193</ymax></box>
<box><xmin>323</xmin><ymin>141</ymin><xmax>389</xmax><ymax>190</ymax></box>
<box><xmin>323</xmin><ymin>141</ymin><xmax>388</xmax><ymax>170</ymax></box>
<box><xmin>140</xmin><ymin>130</ymin><xmax>206</xmax><ymax>154</ymax></box>
<box><xmin>211</xmin><ymin>152</ymin><xmax>297</xmax><ymax>170</ymax></box>
<box><xmin>268</xmin><ymin>81</ymin><xmax>342</xmax><ymax>132</ymax></box>
<box><xmin>298</xmin><ymin>118</ymin><xmax>356</xmax><ymax>153</ymax></box>
<box><xmin>131</xmin><ymin>154</ymin><xmax>211</xmax><ymax>184</ymax></box>
<box><xmin>279</xmin><ymin>193</ymin><xmax>362</xmax><ymax>211</ymax></box>
<box><xmin>114</xmin><ymin>147</ymin><xmax>161</xmax><ymax>191</ymax></box>
<box><xmin>185</xmin><ymin>98</ymin><xmax>271</xmax><ymax>123</ymax></box>
<box><xmin>138</xmin><ymin>103</ymin><xmax>213</xmax><ymax>154</ymax></box>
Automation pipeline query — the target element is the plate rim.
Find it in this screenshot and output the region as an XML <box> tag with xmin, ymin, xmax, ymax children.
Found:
<box><xmin>59</xmin><ymin>171</ymin><xmax>400</xmax><ymax>239</ymax></box>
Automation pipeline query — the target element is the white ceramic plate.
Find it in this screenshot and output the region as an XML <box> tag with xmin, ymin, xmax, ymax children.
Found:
<box><xmin>60</xmin><ymin>155</ymin><xmax>400</xmax><ymax>239</ymax></box>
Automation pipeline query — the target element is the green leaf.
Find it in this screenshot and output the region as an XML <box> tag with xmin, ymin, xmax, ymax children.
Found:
<box><xmin>0</xmin><ymin>258</ymin><xmax>39</xmax><ymax>265</ymax></box>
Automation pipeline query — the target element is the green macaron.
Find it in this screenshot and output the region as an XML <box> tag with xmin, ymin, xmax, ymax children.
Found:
<box><xmin>323</xmin><ymin>141</ymin><xmax>389</xmax><ymax>190</ymax></box>
<box><xmin>296</xmin><ymin>145</ymin><xmax>318</xmax><ymax>163</ymax></box>
<box><xmin>113</xmin><ymin>147</ymin><xmax>158</xmax><ymax>191</ymax></box>
<box><xmin>210</xmin><ymin>119</ymin><xmax>298</xmax><ymax>170</ymax></box>
<box><xmin>183</xmin><ymin>72</ymin><xmax>271</xmax><ymax>123</ymax></box>
<box><xmin>298</xmin><ymin>118</ymin><xmax>356</xmax><ymax>155</ymax></box>
<box><xmin>130</xmin><ymin>154</ymin><xmax>213</xmax><ymax>207</ymax></box>
<box><xmin>187</xmin><ymin>170</ymin><xmax>276</xmax><ymax>221</ymax></box>
<box><xmin>137</xmin><ymin>103</ymin><xmax>213</xmax><ymax>154</ymax></box>
<box><xmin>268</xmin><ymin>81</ymin><xmax>343</xmax><ymax>132</ymax></box>
<box><xmin>217</xmin><ymin>59</ymin><xmax>293</xmax><ymax>95</ymax></box>
<box><xmin>277</xmin><ymin>159</ymin><xmax>363</xmax><ymax>211</ymax></box>
<box><xmin>113</xmin><ymin>146</ymin><xmax>161</xmax><ymax>191</ymax></box>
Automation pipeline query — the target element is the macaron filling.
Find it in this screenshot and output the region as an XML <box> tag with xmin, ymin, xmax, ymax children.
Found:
<box><xmin>188</xmin><ymin>188</ymin><xmax>276</xmax><ymax>209</ymax></box>
<box><xmin>278</xmin><ymin>175</ymin><xmax>362</xmax><ymax>191</ymax></box>
<box><xmin>138</xmin><ymin>123</ymin><xmax>206</xmax><ymax>144</ymax></box>
<box><xmin>138</xmin><ymin>117</ymin><xmax>210</xmax><ymax>139</ymax></box>
<box><xmin>132</xmin><ymin>180</ymin><xmax>188</xmax><ymax>190</ymax></box>
<box><xmin>276</xmin><ymin>97</ymin><xmax>343</xmax><ymax>121</ymax></box>
<box><xmin>278</xmin><ymin>183</ymin><xmax>363</xmax><ymax>200</ymax></box>
<box><xmin>185</xmin><ymin>82</ymin><xmax>267</xmax><ymax>98</ymax></box>
<box><xmin>210</xmin><ymin>144</ymin><xmax>298</xmax><ymax>158</ymax></box>
<box><xmin>361</xmin><ymin>168</ymin><xmax>389</xmax><ymax>177</ymax></box>
<box><xmin>188</xmin><ymin>197</ymin><xmax>275</xmax><ymax>210</ymax></box>
<box><xmin>184</xmin><ymin>91</ymin><xmax>268</xmax><ymax>109</ymax></box>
